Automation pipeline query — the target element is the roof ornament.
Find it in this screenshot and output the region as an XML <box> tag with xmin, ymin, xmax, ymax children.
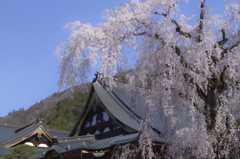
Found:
<box><xmin>38</xmin><ymin>118</ymin><xmax>44</xmax><ymax>124</ymax></box>
<box><xmin>93</xmin><ymin>152</ymin><xmax>105</xmax><ymax>157</ymax></box>
<box><xmin>93</xmin><ymin>71</ymin><xmax>108</xmax><ymax>89</ymax></box>
<box><xmin>93</xmin><ymin>71</ymin><xmax>104</xmax><ymax>82</ymax></box>
<box><xmin>37</xmin><ymin>132</ymin><xmax>42</xmax><ymax>139</ymax></box>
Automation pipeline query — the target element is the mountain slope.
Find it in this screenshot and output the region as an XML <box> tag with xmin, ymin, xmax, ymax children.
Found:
<box><xmin>0</xmin><ymin>83</ymin><xmax>91</xmax><ymax>131</ymax></box>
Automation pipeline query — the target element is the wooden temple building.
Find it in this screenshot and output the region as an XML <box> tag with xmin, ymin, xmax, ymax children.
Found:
<box><xmin>0</xmin><ymin>120</ymin><xmax>70</xmax><ymax>158</ymax></box>
<box><xmin>0</xmin><ymin>73</ymin><xmax>166</xmax><ymax>158</ymax></box>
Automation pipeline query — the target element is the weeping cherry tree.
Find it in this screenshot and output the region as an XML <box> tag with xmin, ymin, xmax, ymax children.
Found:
<box><xmin>55</xmin><ymin>0</ymin><xmax>240</xmax><ymax>158</ymax></box>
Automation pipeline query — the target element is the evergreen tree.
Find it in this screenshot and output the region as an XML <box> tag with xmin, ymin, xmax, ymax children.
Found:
<box><xmin>2</xmin><ymin>145</ymin><xmax>36</xmax><ymax>159</ymax></box>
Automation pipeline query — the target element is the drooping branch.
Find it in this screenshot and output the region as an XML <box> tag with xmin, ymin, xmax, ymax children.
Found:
<box><xmin>119</xmin><ymin>28</ymin><xmax>205</xmax><ymax>88</ymax></box>
<box><xmin>152</xmin><ymin>12</ymin><xmax>191</xmax><ymax>38</ymax></box>
<box><xmin>116</xmin><ymin>17</ymin><xmax>200</xmax><ymax>76</ymax></box>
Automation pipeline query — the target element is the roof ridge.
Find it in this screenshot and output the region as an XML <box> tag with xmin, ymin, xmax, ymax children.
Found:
<box><xmin>0</xmin><ymin>122</ymin><xmax>25</xmax><ymax>128</ymax></box>
<box><xmin>15</xmin><ymin>121</ymin><xmax>38</xmax><ymax>133</ymax></box>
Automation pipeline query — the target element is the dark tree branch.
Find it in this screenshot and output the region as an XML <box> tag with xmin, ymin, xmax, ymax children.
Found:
<box><xmin>175</xmin><ymin>46</ymin><xmax>205</xmax><ymax>76</ymax></box>
<box><xmin>193</xmin><ymin>83</ymin><xmax>208</xmax><ymax>114</ymax></box>
<box><xmin>217</xmin><ymin>66</ymin><xmax>228</xmax><ymax>93</ymax></box>
<box><xmin>119</xmin><ymin>23</ymin><xmax>208</xmax><ymax>114</ymax></box>
<box><xmin>211</xmin><ymin>29</ymin><xmax>227</xmax><ymax>65</ymax></box>
<box><xmin>218</xmin><ymin>29</ymin><xmax>228</xmax><ymax>46</ymax></box>
<box><xmin>119</xmin><ymin>30</ymin><xmax>204</xmax><ymax>80</ymax></box>
<box><xmin>198</xmin><ymin>0</ymin><xmax>205</xmax><ymax>42</ymax></box>
<box><xmin>118</xmin><ymin>30</ymin><xmax>166</xmax><ymax>46</ymax></box>
<box><xmin>196</xmin><ymin>83</ymin><xmax>207</xmax><ymax>103</ymax></box>
<box><xmin>152</xmin><ymin>12</ymin><xmax>191</xmax><ymax>38</ymax></box>
<box><xmin>220</xmin><ymin>40</ymin><xmax>240</xmax><ymax>59</ymax></box>
<box><xmin>182</xmin><ymin>73</ymin><xmax>207</xmax><ymax>113</ymax></box>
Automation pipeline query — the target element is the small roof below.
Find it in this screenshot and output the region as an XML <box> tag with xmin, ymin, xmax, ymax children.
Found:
<box><xmin>0</xmin><ymin>121</ymin><xmax>70</xmax><ymax>148</ymax></box>
<box><xmin>39</xmin><ymin>132</ymin><xmax>166</xmax><ymax>158</ymax></box>
<box><xmin>0</xmin><ymin>122</ymin><xmax>51</xmax><ymax>147</ymax></box>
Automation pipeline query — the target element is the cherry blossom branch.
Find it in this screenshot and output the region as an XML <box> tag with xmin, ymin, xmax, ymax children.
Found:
<box><xmin>117</xmin><ymin>30</ymin><xmax>167</xmax><ymax>47</ymax></box>
<box><xmin>152</xmin><ymin>11</ymin><xmax>191</xmax><ymax>38</ymax></box>
<box><xmin>120</xmin><ymin>31</ymin><xmax>201</xmax><ymax>75</ymax></box>
<box><xmin>118</xmin><ymin>30</ymin><xmax>208</xmax><ymax>112</ymax></box>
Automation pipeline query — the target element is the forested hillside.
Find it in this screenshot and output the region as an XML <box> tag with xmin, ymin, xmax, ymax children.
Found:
<box><xmin>0</xmin><ymin>83</ymin><xmax>91</xmax><ymax>131</ymax></box>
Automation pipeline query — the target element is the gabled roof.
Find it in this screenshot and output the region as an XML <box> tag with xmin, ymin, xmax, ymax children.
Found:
<box><xmin>69</xmin><ymin>80</ymin><xmax>140</xmax><ymax>136</ymax></box>
<box><xmin>0</xmin><ymin>121</ymin><xmax>53</xmax><ymax>148</ymax></box>
<box><xmin>70</xmin><ymin>77</ymin><xmax>163</xmax><ymax>136</ymax></box>
<box><xmin>0</xmin><ymin>121</ymin><xmax>70</xmax><ymax>142</ymax></box>
<box><xmin>36</xmin><ymin>73</ymin><xmax>166</xmax><ymax>158</ymax></box>
<box><xmin>93</xmin><ymin>81</ymin><xmax>141</xmax><ymax>131</ymax></box>
<box><xmin>0</xmin><ymin>121</ymin><xmax>71</xmax><ymax>157</ymax></box>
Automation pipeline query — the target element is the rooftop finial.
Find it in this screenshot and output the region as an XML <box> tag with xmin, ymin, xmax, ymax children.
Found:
<box><xmin>38</xmin><ymin>118</ymin><xmax>44</xmax><ymax>124</ymax></box>
<box><xmin>93</xmin><ymin>71</ymin><xmax>104</xmax><ymax>83</ymax></box>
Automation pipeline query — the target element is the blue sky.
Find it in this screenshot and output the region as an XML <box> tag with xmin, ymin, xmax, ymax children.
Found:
<box><xmin>0</xmin><ymin>0</ymin><xmax>226</xmax><ymax>117</ymax></box>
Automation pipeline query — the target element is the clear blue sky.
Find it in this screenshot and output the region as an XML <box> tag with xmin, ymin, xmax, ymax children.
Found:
<box><xmin>0</xmin><ymin>0</ymin><xmax>225</xmax><ymax>117</ymax></box>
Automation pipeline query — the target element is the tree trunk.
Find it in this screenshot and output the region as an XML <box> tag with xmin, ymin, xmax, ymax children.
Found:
<box><xmin>205</xmin><ymin>88</ymin><xmax>219</xmax><ymax>132</ymax></box>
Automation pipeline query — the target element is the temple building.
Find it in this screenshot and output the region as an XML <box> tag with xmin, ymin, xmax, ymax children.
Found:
<box><xmin>0</xmin><ymin>73</ymin><xmax>166</xmax><ymax>158</ymax></box>
<box><xmin>0</xmin><ymin>119</ymin><xmax>70</xmax><ymax>158</ymax></box>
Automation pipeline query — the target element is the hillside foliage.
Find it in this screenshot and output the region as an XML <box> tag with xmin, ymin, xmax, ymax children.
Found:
<box><xmin>0</xmin><ymin>84</ymin><xmax>91</xmax><ymax>131</ymax></box>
